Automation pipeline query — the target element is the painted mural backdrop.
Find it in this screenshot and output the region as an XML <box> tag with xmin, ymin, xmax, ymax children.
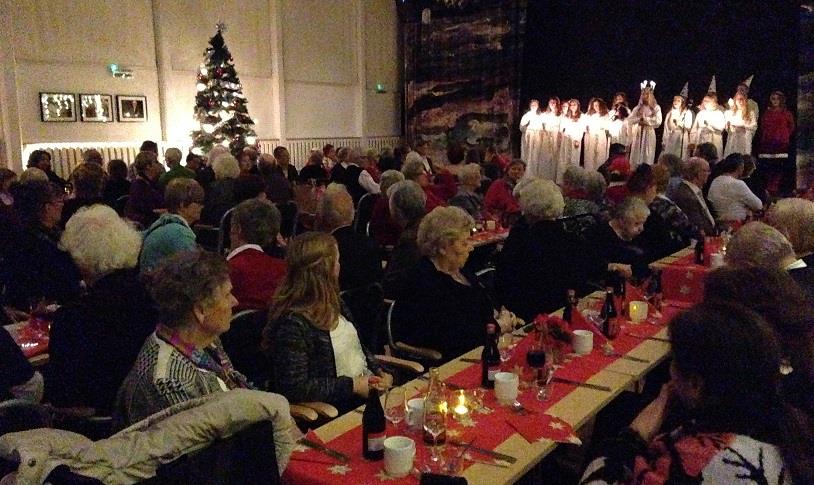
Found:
<box><xmin>404</xmin><ymin>0</ymin><xmax>526</xmax><ymax>164</ymax></box>
<box><xmin>799</xmin><ymin>3</ymin><xmax>814</xmax><ymax>188</ymax></box>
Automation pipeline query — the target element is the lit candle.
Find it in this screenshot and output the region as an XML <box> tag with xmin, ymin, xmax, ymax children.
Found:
<box><xmin>629</xmin><ymin>300</ymin><xmax>647</xmax><ymax>323</ymax></box>
<box><xmin>453</xmin><ymin>390</ymin><xmax>468</xmax><ymax>416</ymax></box>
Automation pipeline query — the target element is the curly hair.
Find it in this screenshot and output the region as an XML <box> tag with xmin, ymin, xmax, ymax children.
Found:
<box><xmin>60</xmin><ymin>204</ymin><xmax>141</xmax><ymax>278</ymax></box>
<box><xmin>417</xmin><ymin>206</ymin><xmax>474</xmax><ymax>258</ymax></box>
<box><xmin>766</xmin><ymin>198</ymin><xmax>814</xmax><ymax>257</ymax></box>
<box><xmin>267</xmin><ymin>232</ymin><xmax>340</xmax><ymax>332</ymax></box>
<box><xmin>518</xmin><ymin>179</ymin><xmax>565</xmax><ymax>223</ymax></box>
<box><xmin>145</xmin><ymin>249</ymin><xmax>230</xmax><ymax>328</ymax></box>
<box><xmin>725</xmin><ymin>221</ymin><xmax>795</xmax><ymax>270</ymax></box>
<box><xmin>211</xmin><ymin>154</ymin><xmax>240</xmax><ymax>180</ymax></box>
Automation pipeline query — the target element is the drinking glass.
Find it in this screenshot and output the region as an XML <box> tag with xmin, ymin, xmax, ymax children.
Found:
<box><xmin>498</xmin><ymin>333</ymin><xmax>516</xmax><ymax>363</ymax></box>
<box><xmin>534</xmin><ymin>365</ymin><xmax>556</xmax><ymax>401</ymax></box>
<box><xmin>423</xmin><ymin>401</ymin><xmax>447</xmax><ymax>467</ymax></box>
<box><xmin>384</xmin><ymin>387</ymin><xmax>406</xmax><ymax>429</ymax></box>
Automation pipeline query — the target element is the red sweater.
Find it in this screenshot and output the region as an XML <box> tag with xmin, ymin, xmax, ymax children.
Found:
<box><xmin>228</xmin><ymin>248</ymin><xmax>287</xmax><ymax>311</ymax></box>
<box><xmin>484</xmin><ymin>178</ymin><xmax>520</xmax><ymax>221</ymax></box>
<box><xmin>758</xmin><ymin>109</ymin><xmax>795</xmax><ymax>155</ymax></box>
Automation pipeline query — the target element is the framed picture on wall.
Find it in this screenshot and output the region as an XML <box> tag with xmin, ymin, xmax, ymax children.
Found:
<box><xmin>117</xmin><ymin>95</ymin><xmax>147</xmax><ymax>122</ymax></box>
<box><xmin>39</xmin><ymin>92</ymin><xmax>76</xmax><ymax>122</ymax></box>
<box><xmin>79</xmin><ymin>94</ymin><xmax>114</xmax><ymax>122</ymax></box>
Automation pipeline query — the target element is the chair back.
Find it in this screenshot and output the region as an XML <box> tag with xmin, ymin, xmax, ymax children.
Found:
<box><xmin>220</xmin><ymin>309</ymin><xmax>270</xmax><ymax>388</ymax></box>
<box><xmin>354</xmin><ymin>193</ymin><xmax>378</xmax><ymax>234</ymax></box>
<box><xmin>558</xmin><ymin>212</ymin><xmax>598</xmax><ymax>240</ymax></box>
<box><xmin>340</xmin><ymin>282</ymin><xmax>384</xmax><ymax>353</ymax></box>
<box><xmin>216</xmin><ymin>207</ymin><xmax>235</xmax><ymax>255</ymax></box>
<box><xmin>275</xmin><ymin>200</ymin><xmax>298</xmax><ymax>238</ymax></box>
<box><xmin>113</xmin><ymin>195</ymin><xmax>129</xmax><ymax>216</ymax></box>
<box><xmin>195</xmin><ymin>226</ymin><xmax>220</xmax><ymax>252</ymax></box>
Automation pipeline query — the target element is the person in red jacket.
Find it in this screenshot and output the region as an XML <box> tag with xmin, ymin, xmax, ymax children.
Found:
<box><xmin>227</xmin><ymin>199</ymin><xmax>287</xmax><ymax>311</ymax></box>
<box><xmin>757</xmin><ymin>90</ymin><xmax>795</xmax><ymax>196</ymax></box>
<box><xmin>484</xmin><ymin>159</ymin><xmax>525</xmax><ymax>226</ymax></box>
<box><xmin>402</xmin><ymin>157</ymin><xmax>445</xmax><ymax>211</ymax></box>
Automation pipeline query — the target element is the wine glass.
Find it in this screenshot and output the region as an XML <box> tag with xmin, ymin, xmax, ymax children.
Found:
<box><xmin>498</xmin><ymin>333</ymin><xmax>516</xmax><ymax>363</ymax></box>
<box><xmin>535</xmin><ymin>364</ymin><xmax>556</xmax><ymax>401</ymax></box>
<box><xmin>384</xmin><ymin>387</ymin><xmax>406</xmax><ymax>429</ymax></box>
<box><xmin>423</xmin><ymin>400</ymin><xmax>447</xmax><ymax>467</ymax></box>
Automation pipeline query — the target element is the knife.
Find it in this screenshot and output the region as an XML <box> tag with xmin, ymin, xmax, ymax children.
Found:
<box><xmin>450</xmin><ymin>441</ymin><xmax>517</xmax><ymax>464</ymax></box>
<box><xmin>298</xmin><ymin>438</ymin><xmax>350</xmax><ymax>463</ymax></box>
<box><xmin>552</xmin><ymin>377</ymin><xmax>611</xmax><ymax>392</ymax></box>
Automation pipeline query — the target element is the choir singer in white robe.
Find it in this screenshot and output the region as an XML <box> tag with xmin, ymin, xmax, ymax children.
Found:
<box><xmin>584</xmin><ymin>98</ymin><xmax>611</xmax><ymax>171</ymax></box>
<box><xmin>723</xmin><ymin>93</ymin><xmax>757</xmax><ymax>157</ymax></box>
<box><xmin>556</xmin><ymin>99</ymin><xmax>586</xmax><ymax>183</ymax></box>
<box><xmin>662</xmin><ymin>95</ymin><xmax>694</xmax><ymax>159</ymax></box>
<box><xmin>537</xmin><ymin>97</ymin><xmax>562</xmax><ymax>180</ymax></box>
<box><xmin>628</xmin><ymin>83</ymin><xmax>662</xmax><ymax>168</ymax></box>
<box><xmin>519</xmin><ymin>99</ymin><xmax>546</xmax><ymax>175</ymax></box>
<box><xmin>690</xmin><ymin>94</ymin><xmax>726</xmax><ymax>157</ymax></box>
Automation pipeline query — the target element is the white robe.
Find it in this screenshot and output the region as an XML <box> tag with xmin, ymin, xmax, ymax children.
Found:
<box><xmin>723</xmin><ymin>109</ymin><xmax>757</xmax><ymax>157</ymax></box>
<box><xmin>583</xmin><ymin>113</ymin><xmax>610</xmax><ymax>171</ymax></box>
<box><xmin>662</xmin><ymin>108</ymin><xmax>694</xmax><ymax>159</ymax></box>
<box><xmin>556</xmin><ymin>115</ymin><xmax>586</xmax><ymax>183</ymax></box>
<box><xmin>628</xmin><ymin>104</ymin><xmax>662</xmax><ymax>168</ymax></box>
<box><xmin>534</xmin><ymin>111</ymin><xmax>561</xmax><ymax>180</ymax></box>
<box><xmin>690</xmin><ymin>109</ymin><xmax>726</xmax><ymax>157</ymax></box>
<box><xmin>607</xmin><ymin>113</ymin><xmax>630</xmax><ymax>147</ymax></box>
<box><xmin>520</xmin><ymin>110</ymin><xmax>546</xmax><ymax>172</ymax></box>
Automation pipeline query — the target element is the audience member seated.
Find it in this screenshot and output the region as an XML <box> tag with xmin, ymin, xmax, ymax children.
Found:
<box><xmin>707</xmin><ymin>153</ymin><xmax>763</xmax><ymax>226</ymax></box>
<box><xmin>703</xmin><ymin>266</ymin><xmax>814</xmax><ymax>419</ymax></box>
<box><xmin>317</xmin><ymin>185</ymin><xmax>382</xmax><ymax>291</ymax></box>
<box><xmin>369</xmin><ymin>169</ymin><xmax>405</xmax><ymax>246</ymax></box>
<box><xmin>124</xmin><ymin>151</ymin><xmax>164</xmax><ymax>227</ymax></box>
<box><xmin>102</xmin><ymin>159</ymin><xmax>131</xmax><ymax>207</ymax></box>
<box><xmin>581</xmin><ymin>302</ymin><xmax>814</xmax><ymax>485</ymax></box>
<box><xmin>234</xmin><ymin>173</ymin><xmax>268</xmax><ymax>203</ymax></box>
<box><xmin>48</xmin><ymin>205</ymin><xmax>157</xmax><ymax>414</ymax></box>
<box><xmin>140</xmin><ymin>178</ymin><xmax>203</xmax><ymax>273</ymax></box>
<box><xmin>402</xmin><ymin>157</ymin><xmax>444</xmax><ymax>211</ymax></box>
<box><xmin>227</xmin><ymin>199</ymin><xmax>286</xmax><ymax>311</ymax></box>
<box><xmin>562</xmin><ymin>166</ymin><xmax>600</xmax><ymax>217</ymax></box>
<box><xmin>158</xmin><ymin>147</ymin><xmax>195</xmax><ymax>189</ymax></box>
<box><xmin>238</xmin><ymin>146</ymin><xmax>260</xmax><ymax>176</ymax></box>
<box><xmin>448</xmin><ymin>163</ymin><xmax>483</xmax><ymax>218</ymax></box>
<box><xmin>390</xmin><ymin>207</ymin><xmax>495</xmax><ymax>361</ymax></box>
<box><xmin>18</xmin><ymin>167</ymin><xmax>48</xmax><ymax>185</ymax></box>
<box><xmin>482</xmin><ymin>145</ymin><xmax>510</xmax><ymax>182</ymax></box>
<box><xmin>115</xmin><ymin>250</ymin><xmax>246</xmax><ymax>429</ymax></box>
<box><xmin>694</xmin><ymin>141</ymin><xmax>720</xmax><ymax>197</ymax></box>
<box><xmin>271</xmin><ymin>146</ymin><xmax>298</xmax><ymax>183</ymax></box>
<box><xmin>1</xmin><ymin>327</ymin><xmax>43</xmax><ymax>403</ymax></box>
<box><xmin>2</xmin><ymin>181</ymin><xmax>82</xmax><ymax>309</ymax></box>
<box><xmin>628</xmin><ymin>165</ymin><xmax>687</xmax><ymax>261</ymax></box>
<box><xmin>596</xmin><ymin>143</ymin><xmax>627</xmax><ymax>183</ymax></box>
<box><xmin>323</xmin><ymin>143</ymin><xmax>338</xmax><ymax>170</ymax></box>
<box><xmin>668</xmin><ymin>156</ymin><xmax>716</xmax><ymax>236</ymax></box>
<box><xmin>741</xmin><ymin>155</ymin><xmax>769</xmax><ymax>204</ymax></box>
<box><xmin>82</xmin><ymin>149</ymin><xmax>103</xmax><ymax>167</ymax></box>
<box><xmin>603</xmin><ymin>157</ymin><xmax>631</xmax><ymax>206</ymax></box>
<box><xmin>201</xmin><ymin>154</ymin><xmax>240</xmax><ymax>226</ymax></box>
<box><xmin>0</xmin><ymin>168</ymin><xmax>16</xmax><ymax>210</ymax></box>
<box><xmin>649</xmin><ymin>164</ymin><xmax>700</xmax><ymax>245</ymax></box>
<box><xmin>656</xmin><ymin>152</ymin><xmax>683</xmax><ymax>195</ymax></box>
<box><xmin>297</xmin><ymin>149</ymin><xmax>329</xmax><ymax>185</ymax></box>
<box><xmin>60</xmin><ymin>163</ymin><xmax>106</xmax><ymax>227</ymax></box>
<box><xmin>497</xmin><ymin>179</ymin><xmax>603</xmax><ymax>321</ymax></box>
<box><xmin>584</xmin><ymin>197</ymin><xmax>648</xmax><ymax>279</ymax></box>
<box><xmin>329</xmin><ymin>146</ymin><xmax>350</xmax><ymax>185</ymax></box>
<box><xmin>442</xmin><ymin>142</ymin><xmax>467</xmax><ymax>178</ymax></box>
<box><xmin>378</xmin><ymin>146</ymin><xmax>398</xmax><ymax>173</ymax></box>
<box><xmin>483</xmin><ymin>159</ymin><xmax>525</xmax><ymax>226</ymax></box>
<box><xmin>766</xmin><ymin>197</ymin><xmax>814</xmax><ymax>266</ymax></box>
<box><xmin>357</xmin><ymin>149</ymin><xmax>381</xmax><ymax>198</ymax></box>
<box><xmin>383</xmin><ymin>180</ymin><xmax>427</xmax><ymax>293</ymax></box>
<box><xmin>263</xmin><ymin>232</ymin><xmax>392</xmax><ymax>410</ymax></box>
<box><xmin>26</xmin><ymin>149</ymin><xmax>68</xmax><ymax>189</ymax></box>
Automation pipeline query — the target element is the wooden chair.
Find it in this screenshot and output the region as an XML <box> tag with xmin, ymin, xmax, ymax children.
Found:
<box><xmin>216</xmin><ymin>207</ymin><xmax>235</xmax><ymax>255</ymax></box>
<box><xmin>382</xmin><ymin>299</ymin><xmax>442</xmax><ymax>365</ymax></box>
<box><xmin>353</xmin><ymin>192</ymin><xmax>378</xmax><ymax>234</ymax></box>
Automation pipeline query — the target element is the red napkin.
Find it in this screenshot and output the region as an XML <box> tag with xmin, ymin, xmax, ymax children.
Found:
<box><xmin>570</xmin><ymin>309</ymin><xmax>608</xmax><ymax>346</ymax></box>
<box><xmin>505</xmin><ymin>413</ymin><xmax>581</xmax><ymax>445</ymax></box>
<box><xmin>289</xmin><ymin>430</ymin><xmax>339</xmax><ymax>464</ymax></box>
<box><xmin>662</xmin><ymin>265</ymin><xmax>705</xmax><ymax>303</ymax></box>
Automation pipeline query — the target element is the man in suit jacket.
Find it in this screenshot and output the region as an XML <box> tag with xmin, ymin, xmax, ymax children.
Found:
<box><xmin>317</xmin><ymin>185</ymin><xmax>383</xmax><ymax>291</ymax></box>
<box><xmin>227</xmin><ymin>199</ymin><xmax>287</xmax><ymax>311</ymax></box>
<box><xmin>668</xmin><ymin>156</ymin><xmax>716</xmax><ymax>236</ymax></box>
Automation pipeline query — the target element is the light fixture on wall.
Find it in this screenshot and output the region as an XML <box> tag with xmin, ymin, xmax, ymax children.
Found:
<box><xmin>375</xmin><ymin>82</ymin><xmax>387</xmax><ymax>94</ymax></box>
<box><xmin>109</xmin><ymin>63</ymin><xmax>134</xmax><ymax>79</ymax></box>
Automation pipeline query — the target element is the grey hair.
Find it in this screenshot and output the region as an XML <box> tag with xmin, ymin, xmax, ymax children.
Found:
<box><xmin>231</xmin><ymin>199</ymin><xmax>281</xmax><ymax>246</ymax></box>
<box><xmin>584</xmin><ymin>171</ymin><xmax>607</xmax><ymax>202</ymax></box>
<box><xmin>389</xmin><ymin>180</ymin><xmax>426</xmax><ymax>225</ymax></box>
<box><xmin>611</xmin><ymin>196</ymin><xmax>650</xmax><ymax>221</ymax></box>
<box><xmin>458</xmin><ymin>163</ymin><xmax>482</xmax><ymax>187</ymax></box>
<box><xmin>512</xmin><ymin>176</ymin><xmax>539</xmax><ymax>198</ymax></box>
<box><xmin>317</xmin><ymin>184</ymin><xmax>354</xmax><ymax>230</ymax></box>
<box><xmin>212</xmin><ymin>154</ymin><xmax>240</xmax><ymax>180</ymax></box>
<box><xmin>562</xmin><ymin>165</ymin><xmax>586</xmax><ymax>189</ymax></box>
<box><xmin>401</xmin><ymin>157</ymin><xmax>426</xmax><ymax>181</ymax></box>
<box><xmin>380</xmin><ymin>170</ymin><xmax>405</xmax><ymax>196</ymax></box>
<box><xmin>60</xmin><ymin>204</ymin><xmax>142</xmax><ymax>278</ymax></box>
<box><xmin>680</xmin><ymin>156</ymin><xmax>709</xmax><ymax>181</ymax></box>
<box><xmin>164</xmin><ymin>147</ymin><xmax>183</xmax><ymax>165</ymax></box>
<box><xmin>417</xmin><ymin>206</ymin><xmax>474</xmax><ymax>259</ymax></box>
<box><xmin>518</xmin><ymin>179</ymin><xmax>565</xmax><ymax>223</ymax></box>
<box><xmin>726</xmin><ymin>221</ymin><xmax>796</xmax><ymax>270</ymax></box>
<box><xmin>19</xmin><ymin>167</ymin><xmax>48</xmax><ymax>184</ymax></box>
<box><xmin>164</xmin><ymin>178</ymin><xmax>204</xmax><ymax>212</ymax></box>
<box><xmin>765</xmin><ymin>198</ymin><xmax>814</xmax><ymax>257</ymax></box>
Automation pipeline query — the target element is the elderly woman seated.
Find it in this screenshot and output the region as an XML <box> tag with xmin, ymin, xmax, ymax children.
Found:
<box><xmin>581</xmin><ymin>301</ymin><xmax>814</xmax><ymax>484</ymax></box>
<box><xmin>627</xmin><ymin>165</ymin><xmax>689</xmax><ymax>261</ymax></box>
<box><xmin>401</xmin><ymin>157</ymin><xmax>445</xmax><ymax>210</ymax></box>
<box><xmin>227</xmin><ymin>199</ymin><xmax>287</xmax><ymax>311</ymax></box>
<box><xmin>369</xmin><ymin>169</ymin><xmax>405</xmax><ymax>246</ymax></box>
<box><xmin>115</xmin><ymin>250</ymin><xmax>246</xmax><ymax>428</ymax></box>
<box><xmin>390</xmin><ymin>206</ymin><xmax>496</xmax><ymax>361</ymax></box>
<box><xmin>48</xmin><ymin>205</ymin><xmax>157</xmax><ymax>414</ymax></box>
<box><xmin>648</xmin><ymin>164</ymin><xmax>700</xmax><ymax>246</ymax></box>
<box><xmin>484</xmin><ymin>159</ymin><xmax>525</xmax><ymax>227</ymax></box>
<box><xmin>561</xmin><ymin>166</ymin><xmax>600</xmax><ymax>217</ymax></box>
<box><xmin>383</xmin><ymin>180</ymin><xmax>427</xmax><ymax>296</ymax></box>
<box><xmin>448</xmin><ymin>163</ymin><xmax>483</xmax><ymax>218</ymax></box>
<box><xmin>766</xmin><ymin>197</ymin><xmax>814</xmax><ymax>267</ymax></box>
<box><xmin>496</xmin><ymin>179</ymin><xmax>604</xmax><ymax>321</ymax></box>
<box><xmin>3</xmin><ymin>181</ymin><xmax>82</xmax><ymax>309</ymax></box>
<box><xmin>263</xmin><ymin>232</ymin><xmax>392</xmax><ymax>411</ymax></box>
<box><xmin>140</xmin><ymin>178</ymin><xmax>204</xmax><ymax>273</ymax></box>
<box><xmin>201</xmin><ymin>154</ymin><xmax>240</xmax><ymax>226</ymax></box>
<box><xmin>585</xmin><ymin>197</ymin><xmax>650</xmax><ymax>280</ymax></box>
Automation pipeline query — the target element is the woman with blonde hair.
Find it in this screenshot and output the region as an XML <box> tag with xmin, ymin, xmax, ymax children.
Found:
<box><xmin>628</xmin><ymin>83</ymin><xmax>663</xmax><ymax>168</ymax></box>
<box><xmin>690</xmin><ymin>94</ymin><xmax>726</xmax><ymax>157</ymax></box>
<box><xmin>724</xmin><ymin>92</ymin><xmax>758</xmax><ymax>157</ymax></box>
<box><xmin>264</xmin><ymin>232</ymin><xmax>391</xmax><ymax>409</ymax></box>
<box><xmin>539</xmin><ymin>97</ymin><xmax>562</xmax><ymax>180</ymax></box>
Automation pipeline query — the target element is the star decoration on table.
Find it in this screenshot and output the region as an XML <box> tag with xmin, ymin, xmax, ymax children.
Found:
<box><xmin>549</xmin><ymin>421</ymin><xmax>565</xmax><ymax>430</ymax></box>
<box><xmin>292</xmin><ymin>443</ymin><xmax>310</xmax><ymax>453</ymax></box>
<box><xmin>376</xmin><ymin>470</ymin><xmax>397</xmax><ymax>481</ymax></box>
<box><xmin>328</xmin><ymin>464</ymin><xmax>352</xmax><ymax>475</ymax></box>
<box><xmin>680</xmin><ymin>285</ymin><xmax>691</xmax><ymax>295</ymax></box>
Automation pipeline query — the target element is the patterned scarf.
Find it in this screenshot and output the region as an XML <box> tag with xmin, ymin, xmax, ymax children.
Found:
<box><xmin>155</xmin><ymin>324</ymin><xmax>251</xmax><ymax>390</ymax></box>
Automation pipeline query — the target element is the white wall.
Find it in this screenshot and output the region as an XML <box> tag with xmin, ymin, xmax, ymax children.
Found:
<box><xmin>0</xmin><ymin>0</ymin><xmax>401</xmax><ymax>171</ymax></box>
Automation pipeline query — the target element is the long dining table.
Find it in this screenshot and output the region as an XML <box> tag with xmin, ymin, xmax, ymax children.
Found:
<box><xmin>283</xmin><ymin>249</ymin><xmax>701</xmax><ymax>484</ymax></box>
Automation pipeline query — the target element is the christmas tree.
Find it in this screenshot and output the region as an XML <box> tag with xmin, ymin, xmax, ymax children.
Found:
<box><xmin>190</xmin><ymin>23</ymin><xmax>257</xmax><ymax>156</ymax></box>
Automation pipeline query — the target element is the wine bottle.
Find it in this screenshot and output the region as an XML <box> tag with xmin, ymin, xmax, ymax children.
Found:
<box><xmin>613</xmin><ymin>274</ymin><xmax>627</xmax><ymax>318</ymax></box>
<box><xmin>563</xmin><ymin>289</ymin><xmax>577</xmax><ymax>323</ymax></box>
<box><xmin>694</xmin><ymin>237</ymin><xmax>705</xmax><ymax>265</ymax></box>
<box><xmin>362</xmin><ymin>385</ymin><xmax>386</xmax><ymax>460</ymax></box>
<box><xmin>600</xmin><ymin>287</ymin><xmax>619</xmax><ymax>339</ymax></box>
<box><xmin>481</xmin><ymin>323</ymin><xmax>500</xmax><ymax>388</ymax></box>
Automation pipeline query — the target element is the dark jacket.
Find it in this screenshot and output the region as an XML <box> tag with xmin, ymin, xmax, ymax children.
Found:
<box><xmin>330</xmin><ymin>163</ymin><xmax>347</xmax><ymax>185</ymax></box>
<box><xmin>342</xmin><ymin>165</ymin><xmax>366</xmax><ymax>204</ymax></box>
<box><xmin>669</xmin><ymin>181</ymin><xmax>716</xmax><ymax>236</ymax></box>
<box><xmin>585</xmin><ymin>221</ymin><xmax>650</xmax><ymax>279</ymax></box>
<box><xmin>383</xmin><ymin>218</ymin><xmax>423</xmax><ymax>298</ymax></box>
<box><xmin>125</xmin><ymin>177</ymin><xmax>164</xmax><ymax>227</ymax></box>
<box><xmin>332</xmin><ymin>226</ymin><xmax>383</xmax><ymax>291</ymax></box>
<box><xmin>60</xmin><ymin>196</ymin><xmax>105</xmax><ymax>228</ymax></box>
<box><xmin>497</xmin><ymin>219</ymin><xmax>604</xmax><ymax>321</ymax></box>
<box><xmin>46</xmin><ymin>268</ymin><xmax>157</xmax><ymax>414</ymax></box>
<box><xmin>201</xmin><ymin>178</ymin><xmax>236</xmax><ymax>226</ymax></box>
<box><xmin>298</xmin><ymin>165</ymin><xmax>329</xmax><ymax>185</ymax></box>
<box><xmin>103</xmin><ymin>178</ymin><xmax>131</xmax><ymax>207</ymax></box>
<box><xmin>1</xmin><ymin>327</ymin><xmax>34</xmax><ymax>401</ymax></box>
<box><xmin>264</xmin><ymin>311</ymin><xmax>381</xmax><ymax>407</ymax></box>
<box><xmin>391</xmin><ymin>258</ymin><xmax>494</xmax><ymax>362</ymax></box>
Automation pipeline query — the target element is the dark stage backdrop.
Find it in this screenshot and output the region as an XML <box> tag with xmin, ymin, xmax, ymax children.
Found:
<box><xmin>799</xmin><ymin>2</ymin><xmax>814</xmax><ymax>188</ymax></box>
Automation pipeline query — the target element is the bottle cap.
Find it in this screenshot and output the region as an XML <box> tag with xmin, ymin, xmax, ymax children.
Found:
<box><xmin>486</xmin><ymin>323</ymin><xmax>497</xmax><ymax>333</ymax></box>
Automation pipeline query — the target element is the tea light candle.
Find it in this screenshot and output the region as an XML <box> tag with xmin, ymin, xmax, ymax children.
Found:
<box><xmin>629</xmin><ymin>300</ymin><xmax>647</xmax><ymax>323</ymax></box>
<box><xmin>453</xmin><ymin>390</ymin><xmax>468</xmax><ymax>417</ymax></box>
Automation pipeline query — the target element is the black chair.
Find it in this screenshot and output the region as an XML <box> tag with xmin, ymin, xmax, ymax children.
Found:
<box><xmin>216</xmin><ymin>207</ymin><xmax>235</xmax><ymax>255</ymax></box>
<box><xmin>558</xmin><ymin>212</ymin><xmax>598</xmax><ymax>240</ymax></box>
<box><xmin>383</xmin><ymin>299</ymin><xmax>442</xmax><ymax>366</ymax></box>
<box><xmin>275</xmin><ymin>201</ymin><xmax>297</xmax><ymax>238</ymax></box>
<box><xmin>194</xmin><ymin>225</ymin><xmax>220</xmax><ymax>252</ymax></box>
<box><xmin>113</xmin><ymin>195</ymin><xmax>129</xmax><ymax>217</ymax></box>
<box><xmin>340</xmin><ymin>282</ymin><xmax>385</xmax><ymax>353</ymax></box>
<box><xmin>220</xmin><ymin>309</ymin><xmax>269</xmax><ymax>388</ymax></box>
<box><xmin>354</xmin><ymin>193</ymin><xmax>378</xmax><ymax>235</ymax></box>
